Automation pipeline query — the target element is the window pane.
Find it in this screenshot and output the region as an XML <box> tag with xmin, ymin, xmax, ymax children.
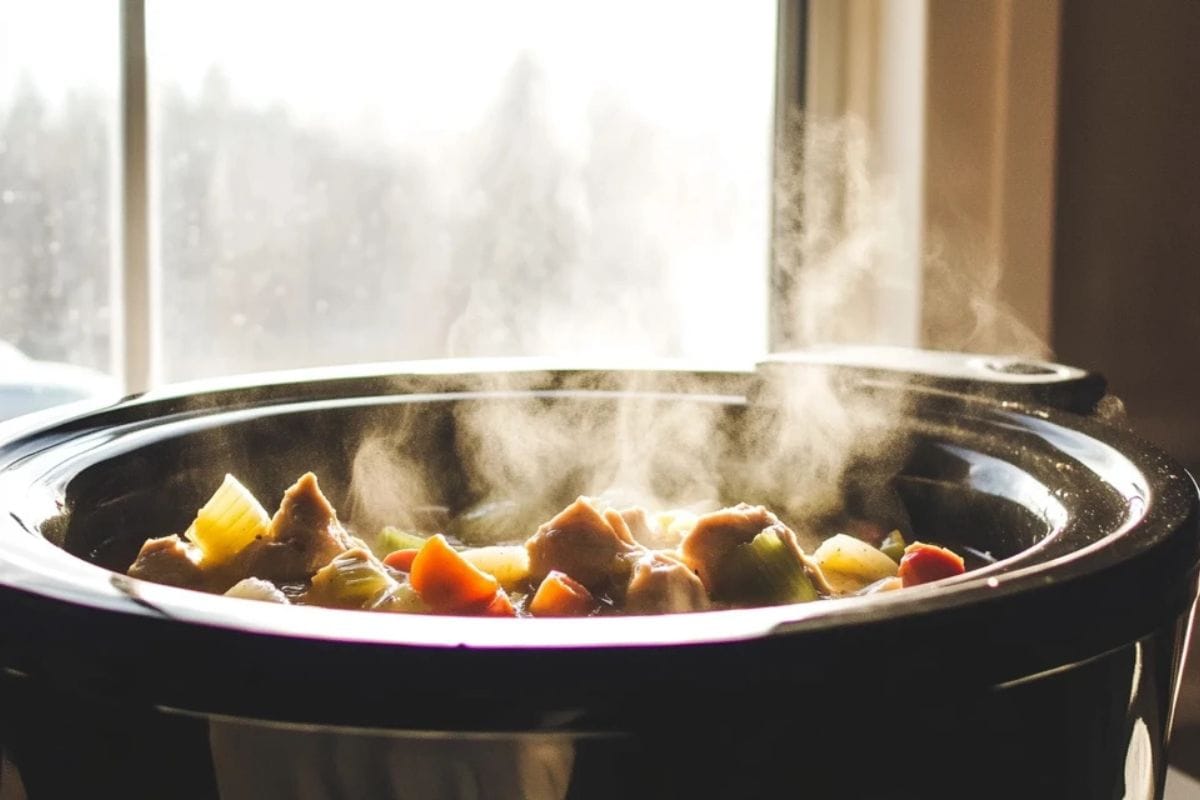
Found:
<box><xmin>0</xmin><ymin>1</ymin><xmax>118</xmax><ymax>415</ymax></box>
<box><xmin>150</xmin><ymin>1</ymin><xmax>776</xmax><ymax>381</ymax></box>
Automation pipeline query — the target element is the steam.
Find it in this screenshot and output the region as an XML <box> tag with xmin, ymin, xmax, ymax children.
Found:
<box><xmin>922</xmin><ymin>231</ymin><xmax>1052</xmax><ymax>357</ymax></box>
<box><xmin>344</xmin><ymin>100</ymin><xmax>1051</xmax><ymax>543</ymax></box>
<box><xmin>774</xmin><ymin>114</ymin><xmax>900</xmax><ymax>347</ymax></box>
<box><xmin>346</xmin><ymin>435</ymin><xmax>438</xmax><ymax>536</ymax></box>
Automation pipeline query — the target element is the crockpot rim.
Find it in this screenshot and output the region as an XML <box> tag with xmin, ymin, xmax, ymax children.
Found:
<box><xmin>0</xmin><ymin>358</ymin><xmax>1194</xmax><ymax>653</ymax></box>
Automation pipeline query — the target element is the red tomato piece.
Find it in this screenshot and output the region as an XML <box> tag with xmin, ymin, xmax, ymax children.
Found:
<box><xmin>898</xmin><ymin>543</ymin><xmax>966</xmax><ymax>587</ymax></box>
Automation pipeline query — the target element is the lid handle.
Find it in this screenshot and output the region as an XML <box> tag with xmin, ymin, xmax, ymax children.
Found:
<box><xmin>757</xmin><ymin>346</ymin><xmax>1108</xmax><ymax>415</ymax></box>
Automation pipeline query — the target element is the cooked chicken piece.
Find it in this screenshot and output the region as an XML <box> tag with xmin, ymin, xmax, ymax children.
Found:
<box><xmin>618</xmin><ymin>507</ymin><xmax>657</xmax><ymax>546</ymax></box>
<box><xmin>624</xmin><ymin>552</ymin><xmax>710</xmax><ymax>614</ymax></box>
<box><xmin>603</xmin><ymin>508</ymin><xmax>637</xmax><ymax>546</ymax></box>
<box><xmin>224</xmin><ymin>577</ymin><xmax>290</xmax><ymax>604</ymax></box>
<box><xmin>525</xmin><ymin>497</ymin><xmax>640</xmax><ymax>590</ymax></box>
<box><xmin>270</xmin><ymin>473</ymin><xmax>354</xmax><ymax>561</ymax></box>
<box><xmin>226</xmin><ymin>473</ymin><xmax>354</xmax><ymax>584</ymax></box>
<box><xmin>679</xmin><ymin>504</ymin><xmax>792</xmax><ymax>595</ymax></box>
<box><xmin>127</xmin><ymin>534</ymin><xmax>204</xmax><ymax>589</ymax></box>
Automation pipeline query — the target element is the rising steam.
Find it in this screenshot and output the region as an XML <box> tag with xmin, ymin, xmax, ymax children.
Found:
<box><xmin>344</xmin><ymin>100</ymin><xmax>1050</xmax><ymax>542</ymax></box>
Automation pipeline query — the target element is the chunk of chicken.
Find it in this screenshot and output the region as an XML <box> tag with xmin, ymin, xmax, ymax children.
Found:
<box><xmin>525</xmin><ymin>497</ymin><xmax>639</xmax><ymax>590</ymax></box>
<box><xmin>227</xmin><ymin>473</ymin><xmax>354</xmax><ymax>584</ymax></box>
<box><xmin>624</xmin><ymin>552</ymin><xmax>710</xmax><ymax>614</ymax></box>
<box><xmin>678</xmin><ymin>504</ymin><xmax>792</xmax><ymax>596</ymax></box>
<box><xmin>618</xmin><ymin>507</ymin><xmax>656</xmax><ymax>546</ymax></box>
<box><xmin>127</xmin><ymin>534</ymin><xmax>204</xmax><ymax>589</ymax></box>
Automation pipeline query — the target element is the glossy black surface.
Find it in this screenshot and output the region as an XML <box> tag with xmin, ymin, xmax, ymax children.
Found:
<box><xmin>0</xmin><ymin>617</ymin><xmax>1191</xmax><ymax>798</ymax></box>
<box><xmin>0</xmin><ymin>361</ymin><xmax>1196</xmax><ymax>798</ymax></box>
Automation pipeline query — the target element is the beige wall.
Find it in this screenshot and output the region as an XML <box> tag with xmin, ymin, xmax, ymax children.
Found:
<box><xmin>1057</xmin><ymin>1</ymin><xmax>1200</xmax><ymax>772</ymax></box>
<box><xmin>924</xmin><ymin>0</ymin><xmax>1061</xmax><ymax>349</ymax></box>
<box><xmin>1053</xmin><ymin>0</ymin><xmax>1200</xmax><ymax>466</ymax></box>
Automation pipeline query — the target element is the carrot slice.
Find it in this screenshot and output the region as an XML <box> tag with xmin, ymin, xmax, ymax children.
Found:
<box><xmin>410</xmin><ymin>534</ymin><xmax>500</xmax><ymax>611</ymax></box>
<box><xmin>529</xmin><ymin>570</ymin><xmax>595</xmax><ymax>617</ymax></box>
<box><xmin>382</xmin><ymin>548</ymin><xmax>419</xmax><ymax>572</ymax></box>
<box><xmin>898</xmin><ymin>542</ymin><xmax>966</xmax><ymax>587</ymax></box>
<box><xmin>479</xmin><ymin>589</ymin><xmax>518</xmax><ymax>617</ymax></box>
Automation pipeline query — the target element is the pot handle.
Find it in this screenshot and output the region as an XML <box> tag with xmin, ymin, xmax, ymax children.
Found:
<box><xmin>756</xmin><ymin>345</ymin><xmax>1108</xmax><ymax>416</ymax></box>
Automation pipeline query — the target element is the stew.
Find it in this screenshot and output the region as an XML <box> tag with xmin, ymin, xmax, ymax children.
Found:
<box><xmin>126</xmin><ymin>473</ymin><xmax>966</xmax><ymax>616</ymax></box>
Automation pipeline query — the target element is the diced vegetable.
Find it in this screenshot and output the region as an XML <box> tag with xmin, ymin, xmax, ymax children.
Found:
<box><xmin>460</xmin><ymin>545</ymin><xmax>530</xmax><ymax>589</ymax></box>
<box><xmin>185</xmin><ymin>474</ymin><xmax>270</xmax><ymax>565</ymax></box>
<box><xmin>382</xmin><ymin>548</ymin><xmax>419</xmax><ymax>572</ymax></box>
<box><xmin>880</xmin><ymin>530</ymin><xmax>907</xmax><ymax>563</ymax></box>
<box><xmin>813</xmin><ymin>533</ymin><xmax>900</xmax><ymax>595</ymax></box>
<box><xmin>375</xmin><ymin>582</ymin><xmax>430</xmax><ymax>613</ymax></box>
<box><xmin>307</xmin><ymin>548</ymin><xmax>398</xmax><ymax>609</ymax></box>
<box><xmin>373</xmin><ymin>526</ymin><xmax>428</xmax><ymax>559</ymax></box>
<box><xmin>129</xmin><ymin>471</ymin><xmax>974</xmax><ymax>617</ymax></box>
<box><xmin>225</xmin><ymin>577</ymin><xmax>289</xmax><ymax>604</ymax></box>
<box><xmin>410</xmin><ymin>533</ymin><xmax>501</xmax><ymax>612</ymax></box>
<box><xmin>859</xmin><ymin>576</ymin><xmax>903</xmax><ymax>595</ymax></box>
<box><xmin>898</xmin><ymin>542</ymin><xmax>966</xmax><ymax>587</ymax></box>
<box><xmin>717</xmin><ymin>529</ymin><xmax>818</xmax><ymax>605</ymax></box>
<box><xmin>529</xmin><ymin>571</ymin><xmax>596</xmax><ymax>617</ymax></box>
<box><xmin>481</xmin><ymin>589</ymin><xmax>518</xmax><ymax>617</ymax></box>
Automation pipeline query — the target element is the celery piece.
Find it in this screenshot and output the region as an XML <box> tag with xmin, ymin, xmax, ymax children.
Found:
<box><xmin>375</xmin><ymin>581</ymin><xmax>431</xmax><ymax>613</ymax></box>
<box><xmin>880</xmin><ymin>530</ymin><xmax>907</xmax><ymax>564</ymax></box>
<box><xmin>307</xmin><ymin>547</ymin><xmax>398</xmax><ymax>609</ymax></box>
<box><xmin>372</xmin><ymin>526</ymin><xmax>428</xmax><ymax>559</ymax></box>
<box><xmin>718</xmin><ymin>530</ymin><xmax>818</xmax><ymax>605</ymax></box>
<box><xmin>184</xmin><ymin>474</ymin><xmax>270</xmax><ymax>565</ymax></box>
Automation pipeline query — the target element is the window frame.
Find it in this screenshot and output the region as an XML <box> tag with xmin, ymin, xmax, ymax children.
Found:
<box><xmin>117</xmin><ymin>0</ymin><xmax>152</xmax><ymax>393</ymax></box>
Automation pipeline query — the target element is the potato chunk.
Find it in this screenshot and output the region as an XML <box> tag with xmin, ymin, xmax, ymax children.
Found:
<box><xmin>224</xmin><ymin>577</ymin><xmax>289</xmax><ymax>604</ymax></box>
<box><xmin>813</xmin><ymin>533</ymin><xmax>899</xmax><ymax>595</ymax></box>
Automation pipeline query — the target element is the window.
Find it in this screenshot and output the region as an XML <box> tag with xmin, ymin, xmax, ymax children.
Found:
<box><xmin>2</xmin><ymin>1</ymin><xmax>778</xmax><ymax>400</ymax></box>
<box><xmin>0</xmin><ymin>1</ymin><xmax>119</xmax><ymax>418</ymax></box>
<box><xmin>0</xmin><ymin>2</ymin><xmax>1065</xmax><ymax>419</ymax></box>
<box><xmin>148</xmin><ymin>2</ymin><xmax>777</xmax><ymax>382</ymax></box>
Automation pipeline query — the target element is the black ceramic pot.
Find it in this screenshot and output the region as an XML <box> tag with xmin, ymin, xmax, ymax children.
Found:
<box><xmin>0</xmin><ymin>350</ymin><xmax>1195</xmax><ymax>800</ymax></box>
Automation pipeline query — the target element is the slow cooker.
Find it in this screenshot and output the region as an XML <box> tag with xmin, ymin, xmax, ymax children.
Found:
<box><xmin>0</xmin><ymin>348</ymin><xmax>1195</xmax><ymax>799</ymax></box>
